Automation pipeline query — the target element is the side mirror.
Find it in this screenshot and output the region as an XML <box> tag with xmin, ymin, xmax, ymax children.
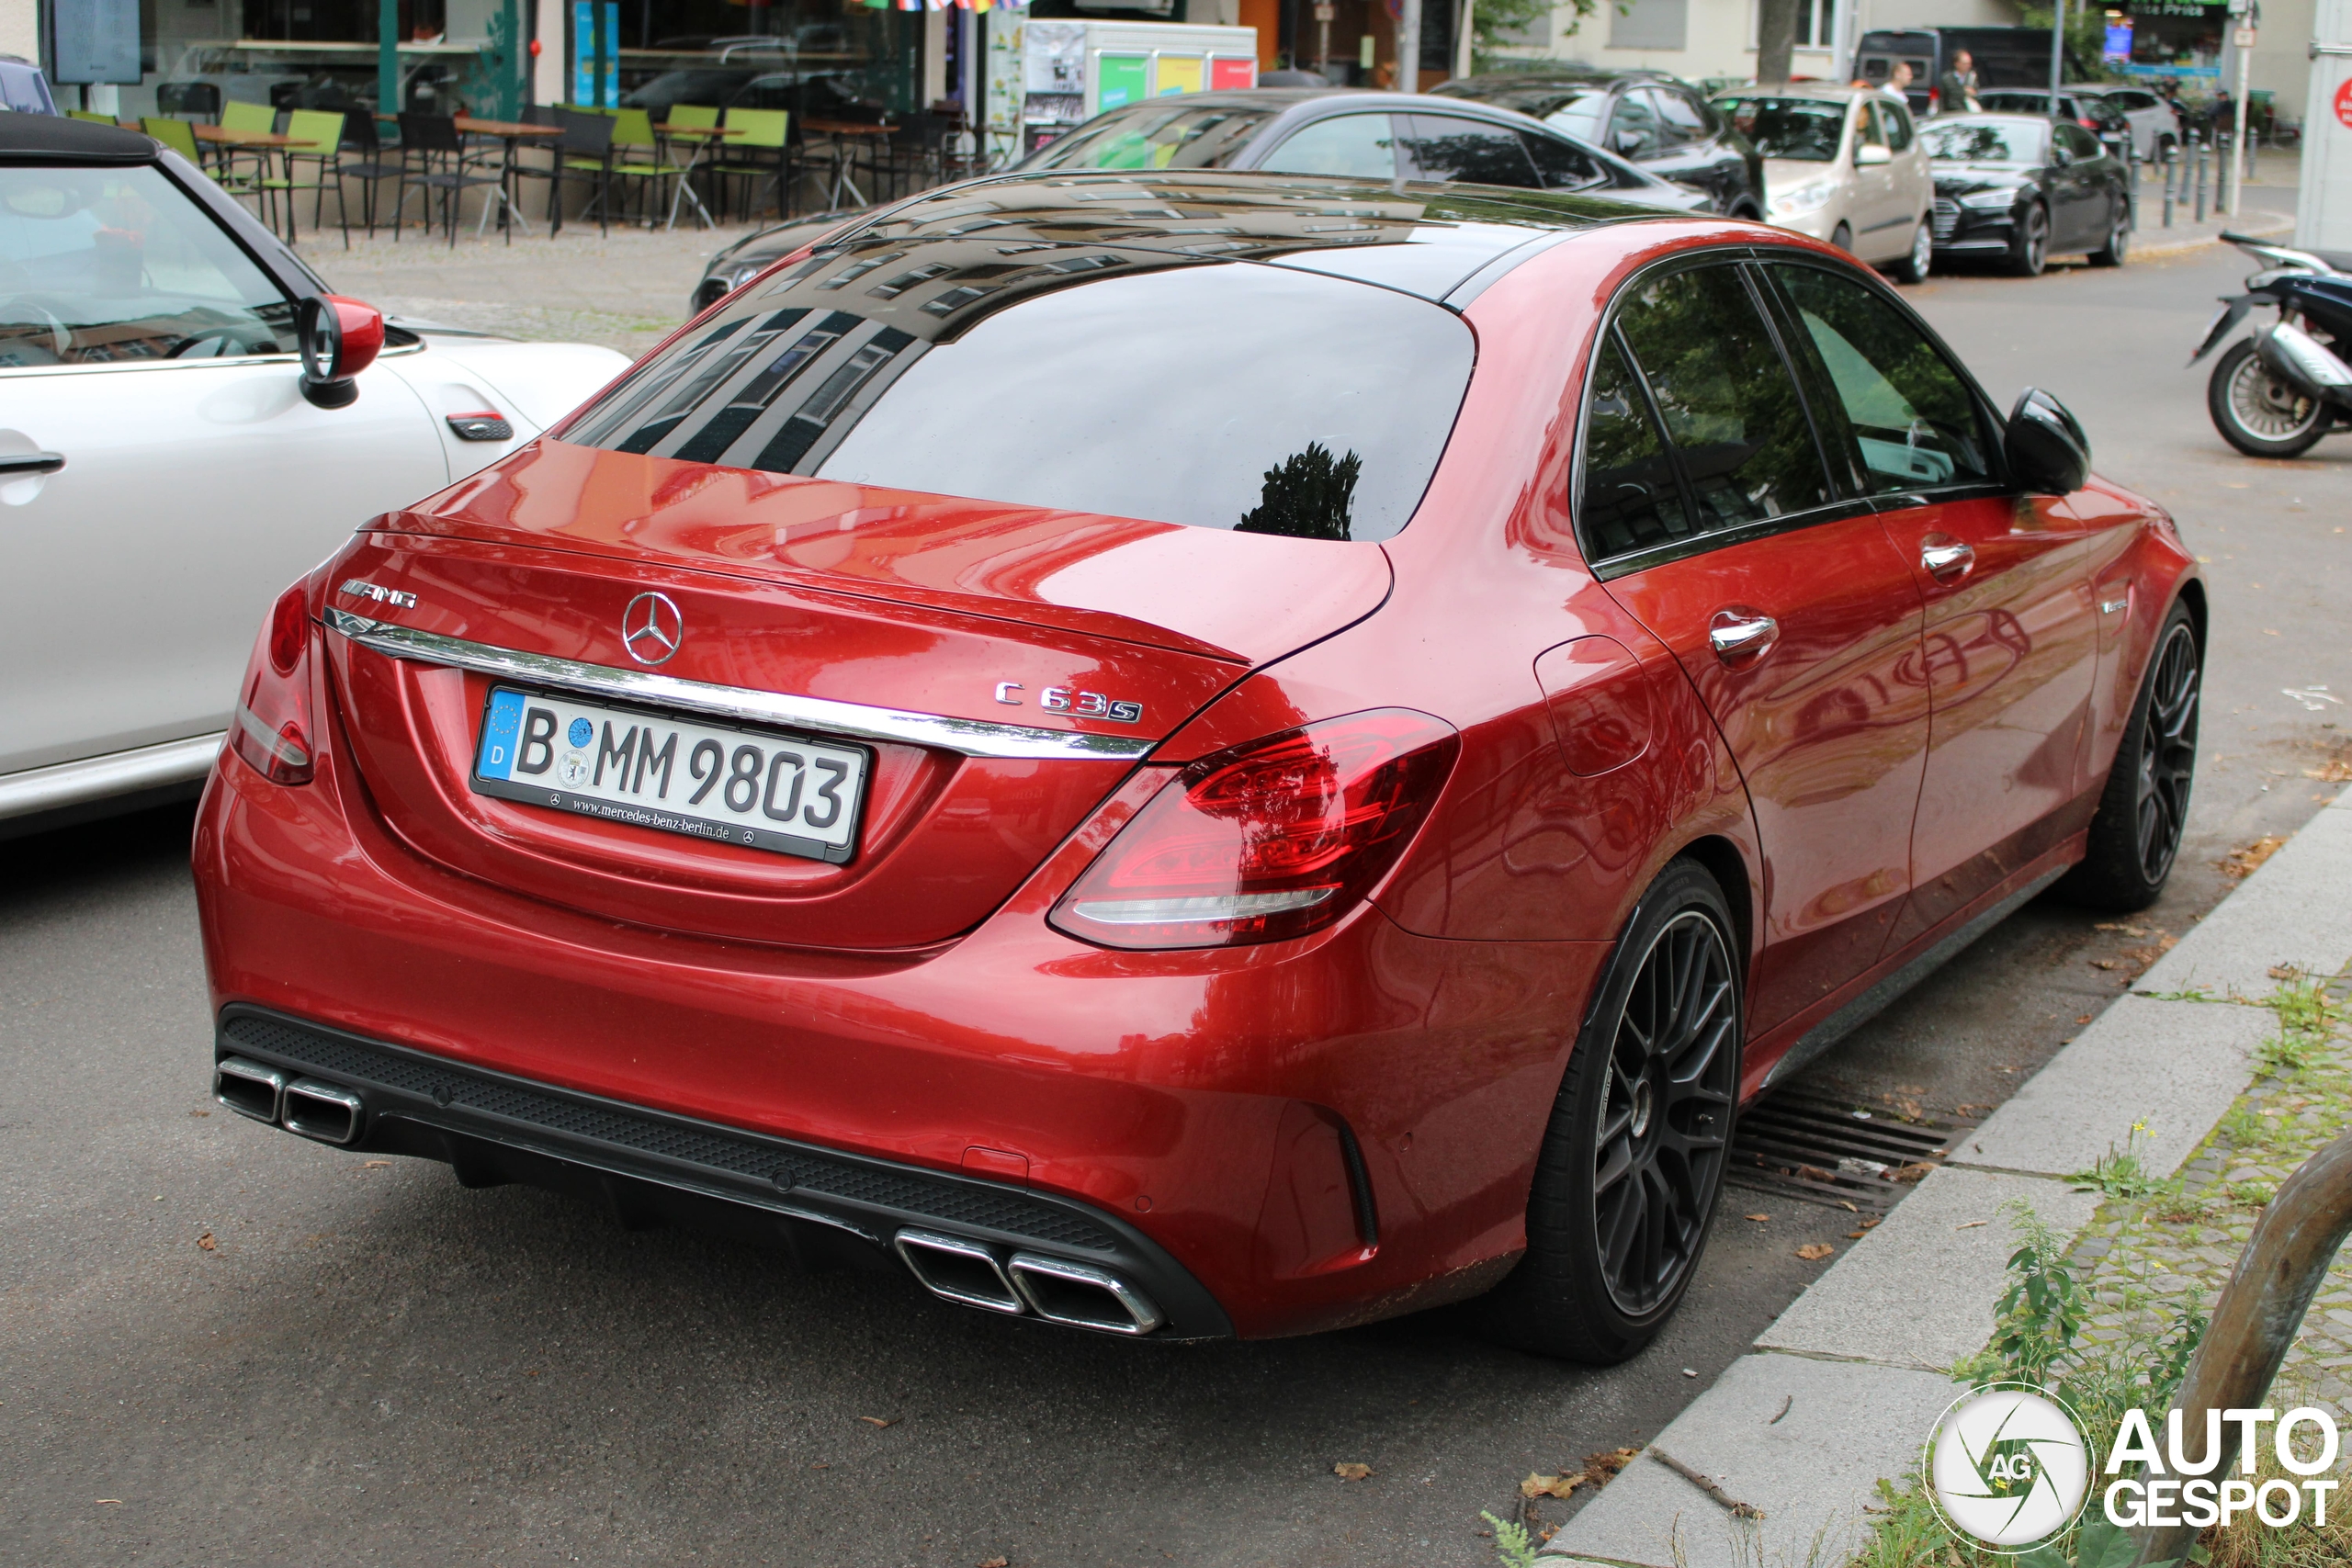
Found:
<box><xmin>2006</xmin><ymin>388</ymin><xmax>2091</xmax><ymax>494</ymax></box>
<box><xmin>298</xmin><ymin>294</ymin><xmax>385</xmax><ymax>410</ymax></box>
<box><xmin>1855</xmin><ymin>142</ymin><xmax>1893</xmax><ymax>166</ymax></box>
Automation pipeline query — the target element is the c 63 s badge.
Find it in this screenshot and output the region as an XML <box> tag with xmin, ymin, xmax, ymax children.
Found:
<box><xmin>993</xmin><ymin>682</ymin><xmax>1142</xmax><ymax>724</ymax></box>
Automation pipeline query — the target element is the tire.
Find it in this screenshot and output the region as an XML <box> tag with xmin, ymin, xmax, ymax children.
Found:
<box><xmin>1476</xmin><ymin>859</ymin><xmax>1742</xmax><ymax>1363</ymax></box>
<box><xmin>2058</xmin><ymin>604</ymin><xmax>2201</xmax><ymax>913</ymax></box>
<box><xmin>1888</xmin><ymin>215</ymin><xmax>1934</xmax><ymax>283</ymax></box>
<box><xmin>2206</xmin><ymin>337</ymin><xmax>2327</xmax><ymax>457</ymax></box>
<box><xmin>2088</xmin><ymin>202</ymin><xmax>2130</xmax><ymax>267</ymax></box>
<box><xmin>2007</xmin><ymin>202</ymin><xmax>2049</xmax><ymax>276</ymax></box>
<box><xmin>1830</xmin><ymin>221</ymin><xmax>1854</xmax><ymax>253</ymax></box>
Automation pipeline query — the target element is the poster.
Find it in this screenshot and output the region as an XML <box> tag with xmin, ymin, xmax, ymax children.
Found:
<box><xmin>1211</xmin><ymin>57</ymin><xmax>1257</xmax><ymax>89</ymax></box>
<box><xmin>572</xmin><ymin>1</ymin><xmax>620</xmax><ymax>107</ymax></box>
<box><xmin>1024</xmin><ymin>22</ymin><xmax>1086</xmax><ymax>94</ymax></box>
<box><xmin>53</xmin><ymin>0</ymin><xmax>141</xmax><ymax>85</ymax></box>
<box><xmin>1155</xmin><ymin>55</ymin><xmax>1204</xmax><ymax>96</ymax></box>
<box><xmin>1098</xmin><ymin>54</ymin><xmax>1149</xmax><ymax>109</ymax></box>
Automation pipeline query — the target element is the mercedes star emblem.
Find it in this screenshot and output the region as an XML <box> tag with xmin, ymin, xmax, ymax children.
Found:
<box><xmin>620</xmin><ymin>592</ymin><xmax>684</xmax><ymax>666</ymax></box>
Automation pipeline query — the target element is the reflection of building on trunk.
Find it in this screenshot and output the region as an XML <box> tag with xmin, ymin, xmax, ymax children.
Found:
<box><xmin>1237</xmin><ymin>442</ymin><xmax>1361</xmax><ymax>540</ymax></box>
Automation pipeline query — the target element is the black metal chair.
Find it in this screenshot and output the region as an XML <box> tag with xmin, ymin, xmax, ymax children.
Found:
<box><xmin>392</xmin><ymin>113</ymin><xmax>503</xmax><ymax>246</ymax></box>
<box><xmin>156</xmin><ymin>81</ymin><xmax>222</xmax><ymax>122</ymax></box>
<box><xmin>334</xmin><ymin>112</ymin><xmax>407</xmax><ymax>239</ymax></box>
<box><xmin>542</xmin><ymin>107</ymin><xmax>617</xmax><ymax>237</ymax></box>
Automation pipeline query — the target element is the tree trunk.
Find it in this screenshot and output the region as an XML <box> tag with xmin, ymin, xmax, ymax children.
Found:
<box><xmin>1756</xmin><ymin>0</ymin><xmax>1799</xmax><ymax>86</ymax></box>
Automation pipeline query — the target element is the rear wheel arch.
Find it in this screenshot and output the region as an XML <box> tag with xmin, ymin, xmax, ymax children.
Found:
<box><xmin>1673</xmin><ymin>833</ymin><xmax>1754</xmax><ymax>973</ymax></box>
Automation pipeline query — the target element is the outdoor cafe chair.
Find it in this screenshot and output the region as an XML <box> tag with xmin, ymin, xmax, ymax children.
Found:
<box><xmin>710</xmin><ymin>107</ymin><xmax>791</xmax><ymax>222</ymax></box>
<box><xmin>155</xmin><ymin>81</ymin><xmax>221</xmax><ymax>122</ymax></box>
<box><xmin>392</xmin><ymin>112</ymin><xmax>504</xmax><ymax>246</ymax></box>
<box><xmin>544</xmin><ymin>107</ymin><xmax>617</xmax><ymax>236</ymax></box>
<box><xmin>335</xmin><ymin>111</ymin><xmax>407</xmax><ymax>239</ymax></box>
<box><xmin>258</xmin><ymin>108</ymin><xmax>349</xmax><ymax>246</ymax></box>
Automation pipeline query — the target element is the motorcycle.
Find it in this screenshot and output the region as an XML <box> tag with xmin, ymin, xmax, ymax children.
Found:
<box><xmin>2190</xmin><ymin>231</ymin><xmax>2352</xmax><ymax>458</ymax></box>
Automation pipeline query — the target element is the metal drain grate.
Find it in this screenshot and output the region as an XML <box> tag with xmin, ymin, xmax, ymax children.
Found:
<box><xmin>1727</xmin><ymin>1091</ymin><xmax>1981</xmax><ymax>1213</ymax></box>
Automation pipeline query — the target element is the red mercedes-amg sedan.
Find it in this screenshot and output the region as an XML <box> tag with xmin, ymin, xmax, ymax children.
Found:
<box><xmin>195</xmin><ymin>170</ymin><xmax>2199</xmax><ymax>1362</ymax></box>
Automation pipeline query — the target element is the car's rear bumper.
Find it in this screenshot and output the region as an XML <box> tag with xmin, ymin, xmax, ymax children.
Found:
<box><xmin>193</xmin><ymin>721</ymin><xmax>1602</xmax><ymax>1340</ymax></box>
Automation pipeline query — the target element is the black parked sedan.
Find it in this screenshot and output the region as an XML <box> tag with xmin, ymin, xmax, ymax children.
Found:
<box><xmin>1433</xmin><ymin>68</ymin><xmax>1764</xmax><ymax>218</ymax></box>
<box><xmin>691</xmin><ymin>88</ymin><xmax>1707</xmax><ymax>310</ymax></box>
<box><xmin>1924</xmin><ymin>113</ymin><xmax>2131</xmax><ymax>276</ymax></box>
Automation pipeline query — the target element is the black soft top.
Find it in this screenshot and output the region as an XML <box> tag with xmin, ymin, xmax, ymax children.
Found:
<box><xmin>0</xmin><ymin>112</ymin><xmax>155</xmax><ymax>164</ymax></box>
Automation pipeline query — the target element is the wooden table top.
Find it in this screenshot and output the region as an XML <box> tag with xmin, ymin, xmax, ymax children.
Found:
<box><xmin>193</xmin><ymin>125</ymin><xmax>317</xmax><ymax>148</ymax></box>
<box><xmin>805</xmin><ymin>118</ymin><xmax>893</xmax><ymax>137</ymax></box>
<box><xmin>454</xmin><ymin>117</ymin><xmax>564</xmax><ymax>138</ymax></box>
<box><xmin>654</xmin><ymin>124</ymin><xmax>746</xmax><ymax>139</ymax></box>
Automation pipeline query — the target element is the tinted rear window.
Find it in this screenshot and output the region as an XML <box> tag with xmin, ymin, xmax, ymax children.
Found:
<box><xmin>1923</xmin><ymin>120</ymin><xmax>2045</xmax><ymax>163</ymax></box>
<box><xmin>1714</xmin><ymin>96</ymin><xmax>1846</xmax><ymax>161</ymax></box>
<box><xmin>565</xmin><ymin>251</ymin><xmax>1476</xmax><ymax>543</ymax></box>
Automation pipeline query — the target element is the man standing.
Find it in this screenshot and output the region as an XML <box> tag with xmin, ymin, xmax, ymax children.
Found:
<box><xmin>1939</xmin><ymin>49</ymin><xmax>1982</xmax><ymax>113</ymax></box>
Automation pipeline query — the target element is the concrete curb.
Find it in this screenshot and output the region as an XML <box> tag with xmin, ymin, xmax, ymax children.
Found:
<box><xmin>2132</xmin><ymin>206</ymin><xmax>2294</xmax><ymax>258</ymax></box>
<box><xmin>1542</xmin><ymin>790</ymin><xmax>2352</xmax><ymax>1567</ymax></box>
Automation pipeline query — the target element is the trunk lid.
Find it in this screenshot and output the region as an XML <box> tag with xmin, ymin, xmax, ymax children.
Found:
<box><xmin>319</xmin><ymin>444</ymin><xmax>1392</xmax><ymax>951</ymax></box>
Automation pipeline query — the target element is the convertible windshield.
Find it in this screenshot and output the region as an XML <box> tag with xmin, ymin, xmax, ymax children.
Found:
<box><xmin>0</xmin><ymin>164</ymin><xmax>293</xmax><ymax>367</ymax></box>
<box><xmin>1923</xmin><ymin>121</ymin><xmax>2047</xmax><ymax>164</ymax></box>
<box><xmin>1713</xmin><ymin>96</ymin><xmax>1846</xmax><ymax>161</ymax></box>
<box><xmin>1023</xmin><ymin>105</ymin><xmax>1279</xmax><ymax>172</ymax></box>
<box><xmin>563</xmin><ymin>252</ymin><xmax>1475</xmax><ymax>542</ymax></box>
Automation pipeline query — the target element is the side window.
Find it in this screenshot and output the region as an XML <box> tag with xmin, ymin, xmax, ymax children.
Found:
<box><xmin>1611</xmin><ymin>265</ymin><xmax>1831</xmax><ymax>530</ymax></box>
<box><xmin>0</xmin><ymin>164</ymin><xmax>294</xmax><ymax>367</ymax></box>
<box><xmin>1522</xmin><ymin>131</ymin><xmax>1607</xmax><ymax>191</ymax></box>
<box><xmin>1880</xmin><ymin>99</ymin><xmax>1914</xmax><ymax>151</ymax></box>
<box><xmin>2058</xmin><ymin>122</ymin><xmax>2103</xmax><ymax>161</ymax></box>
<box><xmin>1858</xmin><ymin>102</ymin><xmax>1890</xmax><ymax>152</ymax></box>
<box><xmin>1606</xmin><ymin>91</ymin><xmax>1663</xmax><ymax>159</ymax></box>
<box><xmin>1648</xmin><ymin>87</ymin><xmax>1709</xmax><ymax>147</ymax></box>
<box><xmin>1577</xmin><ymin>333</ymin><xmax>1698</xmax><ymax>558</ymax></box>
<box><xmin>1399</xmin><ymin>115</ymin><xmax>1542</xmax><ymax>187</ymax></box>
<box><xmin>1772</xmin><ymin>265</ymin><xmax>1995</xmax><ymax>493</ymax></box>
<box><xmin>1257</xmin><ymin>114</ymin><xmax>1401</xmax><ymax>179</ymax></box>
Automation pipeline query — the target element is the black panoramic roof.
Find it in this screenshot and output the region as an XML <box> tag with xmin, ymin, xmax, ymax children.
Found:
<box><xmin>801</xmin><ymin>169</ymin><xmax>1667</xmax><ymax>304</ymax></box>
<box><xmin>0</xmin><ymin>111</ymin><xmax>154</xmax><ymax>164</ymax></box>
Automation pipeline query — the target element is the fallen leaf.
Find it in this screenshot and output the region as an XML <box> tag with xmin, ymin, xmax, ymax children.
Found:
<box><xmin>1956</xmin><ymin>1220</ymin><xmax>1988</xmax><ymax>1231</ymax></box>
<box><xmin>362</xmin><ymin>1159</ymin><xmax>392</xmax><ymax>1168</ymax></box>
<box><xmin>978</xmin><ymin>1558</ymin><xmax>1010</xmax><ymax>1568</ymax></box>
<box><xmin>2075</xmin><ymin>1014</ymin><xmax>2094</xmax><ymax>1025</ymax></box>
<box><xmin>196</xmin><ymin>1233</ymin><xmax>216</xmax><ymax>1251</ymax></box>
<box><xmin>2095</xmin><ymin>923</ymin><xmax>2147</xmax><ymax>936</ymax></box>
<box><xmin>188</xmin><ymin>1110</ymin><xmax>209</xmax><ymax>1118</ymax></box>
<box><xmin>1793</xmin><ymin>1164</ymin><xmax>1835</xmax><ymax>1183</ymax></box>
<box><xmin>1333</xmin><ymin>1461</ymin><xmax>1372</xmax><ymax>1481</ymax></box>
<box><xmin>2220</xmin><ymin>836</ymin><xmax>2286</xmax><ymax>880</ymax></box>
<box><xmin>2306</xmin><ymin>761</ymin><xmax>2352</xmax><ymax>783</ymax></box>
<box><xmin>2269</xmin><ymin>964</ymin><xmax>2307</xmax><ymax>981</ymax></box>
<box><xmin>859</xmin><ymin>1416</ymin><xmax>898</xmax><ymax>1428</ymax></box>
<box><xmin>2090</xmin><ymin>958</ymin><xmax>2119</xmax><ymax>971</ymax></box>
<box><xmin>1583</xmin><ymin>1448</ymin><xmax>1640</xmax><ymax>1481</ymax></box>
<box><xmin>1796</xmin><ymin>1242</ymin><xmax>1836</xmax><ymax>1261</ymax></box>
<box><xmin>1744</xmin><ymin>1213</ymin><xmax>1770</xmax><ymax>1223</ymax></box>
<box><xmin>1521</xmin><ymin>1471</ymin><xmax>1587</xmax><ymax>1499</ymax></box>
<box><xmin>1889</xmin><ymin>1163</ymin><xmax>1934</xmax><ymax>1183</ymax></box>
<box><xmin>96</xmin><ymin>1499</ymin><xmax>122</xmax><ymax>1505</ymax></box>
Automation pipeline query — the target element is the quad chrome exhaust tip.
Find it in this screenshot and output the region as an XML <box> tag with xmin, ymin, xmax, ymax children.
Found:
<box><xmin>892</xmin><ymin>1227</ymin><xmax>1165</xmax><ymax>1335</ymax></box>
<box><xmin>214</xmin><ymin>1056</ymin><xmax>288</xmax><ymax>1124</ymax></box>
<box><xmin>280</xmin><ymin>1078</ymin><xmax>366</xmax><ymax>1145</ymax></box>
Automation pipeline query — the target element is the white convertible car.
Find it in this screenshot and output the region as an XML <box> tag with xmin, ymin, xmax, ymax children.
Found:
<box><xmin>0</xmin><ymin>115</ymin><xmax>629</xmax><ymax>834</ymax></box>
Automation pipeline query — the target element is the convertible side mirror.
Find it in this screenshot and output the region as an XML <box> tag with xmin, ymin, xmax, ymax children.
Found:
<box><xmin>1854</xmin><ymin>142</ymin><xmax>1893</xmax><ymax>166</ymax></box>
<box><xmin>2006</xmin><ymin>388</ymin><xmax>2091</xmax><ymax>494</ymax></box>
<box><xmin>298</xmin><ymin>294</ymin><xmax>385</xmax><ymax>410</ymax></box>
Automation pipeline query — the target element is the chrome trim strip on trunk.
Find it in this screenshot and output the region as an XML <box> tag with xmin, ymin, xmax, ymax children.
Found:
<box><xmin>322</xmin><ymin>609</ymin><xmax>1158</xmax><ymax>761</ymax></box>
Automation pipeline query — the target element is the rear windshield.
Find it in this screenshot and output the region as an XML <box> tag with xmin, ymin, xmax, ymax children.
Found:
<box><xmin>1713</xmin><ymin>97</ymin><xmax>1846</xmax><ymax>161</ymax></box>
<box><xmin>1023</xmin><ymin>105</ymin><xmax>1278</xmax><ymax>172</ymax></box>
<box><xmin>1923</xmin><ymin>120</ymin><xmax>2045</xmax><ymax>164</ymax></box>
<box><xmin>563</xmin><ymin>251</ymin><xmax>1476</xmax><ymax>543</ymax></box>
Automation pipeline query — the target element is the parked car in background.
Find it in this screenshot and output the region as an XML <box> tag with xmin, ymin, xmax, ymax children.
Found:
<box><xmin>1433</xmin><ymin>68</ymin><xmax>1764</xmax><ymax>217</ymax></box>
<box><xmin>1713</xmin><ymin>85</ymin><xmax>1934</xmax><ymax>280</ymax></box>
<box><xmin>0</xmin><ymin>116</ymin><xmax>628</xmax><ymax>835</ymax></box>
<box><xmin>688</xmin><ymin>88</ymin><xmax>1711</xmax><ymax>312</ymax></box>
<box><xmin>2071</xmin><ymin>84</ymin><xmax>2185</xmax><ymax>161</ymax></box>
<box><xmin>1924</xmin><ymin>113</ymin><xmax>2132</xmax><ymax>275</ymax></box>
<box><xmin>1854</xmin><ymin>27</ymin><xmax>2085</xmax><ymax>116</ymax></box>
<box><xmin>196</xmin><ymin>167</ymin><xmax>2199</xmax><ymax>1367</ymax></box>
<box><xmin>0</xmin><ymin>55</ymin><xmax>56</xmax><ymax>115</ymax></box>
<box><xmin>1974</xmin><ymin>88</ymin><xmax>2135</xmax><ymax>151</ymax></box>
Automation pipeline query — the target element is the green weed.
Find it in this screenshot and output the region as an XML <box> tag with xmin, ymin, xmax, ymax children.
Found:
<box><xmin>1484</xmin><ymin>1511</ymin><xmax>1538</xmax><ymax>1568</ymax></box>
<box><xmin>2219</xmin><ymin>1101</ymin><xmax>2273</xmax><ymax>1150</ymax></box>
<box><xmin>2069</xmin><ymin>1123</ymin><xmax>2182</xmax><ymax>1204</ymax></box>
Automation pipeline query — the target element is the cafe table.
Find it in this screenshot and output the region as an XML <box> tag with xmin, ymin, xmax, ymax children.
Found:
<box><xmin>193</xmin><ymin>124</ymin><xmax>318</xmax><ymax>243</ymax></box>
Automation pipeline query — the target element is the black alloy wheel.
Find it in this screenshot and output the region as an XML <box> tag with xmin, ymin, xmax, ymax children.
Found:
<box><xmin>2062</xmin><ymin>604</ymin><xmax>2202</xmax><ymax>912</ymax></box>
<box><xmin>2208</xmin><ymin>337</ymin><xmax>2329</xmax><ymax>457</ymax></box>
<box><xmin>2007</xmin><ymin>201</ymin><xmax>2050</xmax><ymax>276</ymax></box>
<box><xmin>2089</xmin><ymin>202</ymin><xmax>2130</xmax><ymax>267</ymax></box>
<box><xmin>1476</xmin><ymin>859</ymin><xmax>1741</xmax><ymax>1363</ymax></box>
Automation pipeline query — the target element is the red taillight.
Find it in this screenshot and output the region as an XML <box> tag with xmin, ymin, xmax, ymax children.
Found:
<box><xmin>1049</xmin><ymin>709</ymin><xmax>1458</xmax><ymax>951</ymax></box>
<box><xmin>228</xmin><ymin>582</ymin><xmax>315</xmax><ymax>786</ymax></box>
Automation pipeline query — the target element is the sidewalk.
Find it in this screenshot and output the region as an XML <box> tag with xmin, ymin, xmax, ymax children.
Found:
<box><xmin>1540</xmin><ymin>786</ymin><xmax>2352</xmax><ymax>1568</ymax></box>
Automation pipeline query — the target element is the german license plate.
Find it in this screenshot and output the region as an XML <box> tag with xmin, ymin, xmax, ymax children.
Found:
<box><xmin>470</xmin><ymin>687</ymin><xmax>866</xmax><ymax>863</ymax></box>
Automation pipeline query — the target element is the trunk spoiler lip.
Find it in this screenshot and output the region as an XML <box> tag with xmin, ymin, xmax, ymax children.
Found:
<box><xmin>323</xmin><ymin>608</ymin><xmax>1160</xmax><ymax>762</ymax></box>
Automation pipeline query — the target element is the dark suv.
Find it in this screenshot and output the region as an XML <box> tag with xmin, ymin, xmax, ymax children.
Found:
<box><xmin>1432</xmin><ymin>69</ymin><xmax>1763</xmax><ymax>218</ymax></box>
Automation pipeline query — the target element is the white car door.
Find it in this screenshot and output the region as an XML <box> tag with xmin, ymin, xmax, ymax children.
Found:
<box><xmin>0</xmin><ymin>161</ymin><xmax>447</xmax><ymax>779</ymax></box>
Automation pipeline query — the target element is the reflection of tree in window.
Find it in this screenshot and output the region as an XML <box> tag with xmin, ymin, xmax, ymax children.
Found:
<box><xmin>1614</xmin><ymin>266</ymin><xmax>1828</xmax><ymax>528</ymax></box>
<box><xmin>1775</xmin><ymin>266</ymin><xmax>1990</xmax><ymax>492</ymax></box>
<box><xmin>1578</xmin><ymin>336</ymin><xmax>1697</xmax><ymax>558</ymax></box>
<box><xmin>1237</xmin><ymin>442</ymin><xmax>1360</xmax><ymax>541</ymax></box>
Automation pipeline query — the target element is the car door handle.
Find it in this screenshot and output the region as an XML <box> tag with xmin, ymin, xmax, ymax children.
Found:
<box><xmin>0</xmin><ymin>450</ymin><xmax>64</xmax><ymax>476</ymax></box>
<box><xmin>1708</xmin><ymin>610</ymin><xmax>1779</xmax><ymax>664</ymax></box>
<box><xmin>1921</xmin><ymin>537</ymin><xmax>1976</xmax><ymax>581</ymax></box>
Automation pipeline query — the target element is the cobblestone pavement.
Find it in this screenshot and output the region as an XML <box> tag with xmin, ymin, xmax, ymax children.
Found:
<box><xmin>2066</xmin><ymin>972</ymin><xmax>2352</xmax><ymax>1415</ymax></box>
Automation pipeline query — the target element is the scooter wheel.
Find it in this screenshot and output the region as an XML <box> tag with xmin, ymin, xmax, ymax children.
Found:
<box><xmin>2207</xmin><ymin>338</ymin><xmax>2328</xmax><ymax>457</ymax></box>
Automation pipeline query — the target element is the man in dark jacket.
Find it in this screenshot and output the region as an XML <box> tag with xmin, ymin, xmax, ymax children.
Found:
<box><xmin>1939</xmin><ymin>50</ymin><xmax>1982</xmax><ymax>113</ymax></box>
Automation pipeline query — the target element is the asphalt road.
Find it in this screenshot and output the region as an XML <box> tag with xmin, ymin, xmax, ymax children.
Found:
<box><xmin>5</xmin><ymin>208</ymin><xmax>2347</xmax><ymax>1568</ymax></box>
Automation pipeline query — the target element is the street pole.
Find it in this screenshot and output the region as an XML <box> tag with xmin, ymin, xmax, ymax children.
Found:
<box><xmin>379</xmin><ymin>0</ymin><xmax>399</xmax><ymax>118</ymax></box>
<box><xmin>1396</xmin><ymin>0</ymin><xmax>1422</xmax><ymax>94</ymax></box>
<box><xmin>1455</xmin><ymin>0</ymin><xmax>1476</xmax><ymax>81</ymax></box>
<box><xmin>2050</xmin><ymin>0</ymin><xmax>2065</xmax><ymax>107</ymax></box>
<box><xmin>2297</xmin><ymin>0</ymin><xmax>2352</xmax><ymax>252</ymax></box>
<box><xmin>2229</xmin><ymin>0</ymin><xmax>2256</xmax><ymax>213</ymax></box>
